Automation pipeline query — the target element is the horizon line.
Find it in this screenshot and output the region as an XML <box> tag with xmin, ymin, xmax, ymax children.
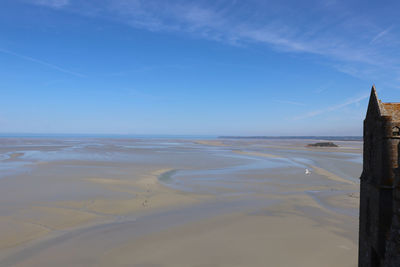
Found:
<box><xmin>0</xmin><ymin>132</ymin><xmax>363</xmax><ymax>138</ymax></box>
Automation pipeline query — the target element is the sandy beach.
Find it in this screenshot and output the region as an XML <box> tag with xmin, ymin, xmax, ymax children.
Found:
<box><xmin>0</xmin><ymin>137</ymin><xmax>361</xmax><ymax>266</ymax></box>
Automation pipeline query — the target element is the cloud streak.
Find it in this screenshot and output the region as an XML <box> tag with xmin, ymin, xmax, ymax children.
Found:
<box><xmin>0</xmin><ymin>48</ymin><xmax>85</xmax><ymax>77</ymax></box>
<box><xmin>274</xmin><ymin>100</ymin><xmax>306</xmax><ymax>106</ymax></box>
<box><xmin>370</xmin><ymin>26</ymin><xmax>393</xmax><ymax>44</ymax></box>
<box><xmin>29</xmin><ymin>0</ymin><xmax>69</xmax><ymax>8</ymax></box>
<box><xmin>293</xmin><ymin>94</ymin><xmax>369</xmax><ymax>120</ymax></box>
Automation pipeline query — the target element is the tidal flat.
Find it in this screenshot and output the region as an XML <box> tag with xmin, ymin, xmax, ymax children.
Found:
<box><xmin>0</xmin><ymin>137</ymin><xmax>361</xmax><ymax>266</ymax></box>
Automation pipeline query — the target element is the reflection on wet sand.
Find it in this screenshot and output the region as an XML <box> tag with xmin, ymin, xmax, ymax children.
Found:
<box><xmin>0</xmin><ymin>138</ymin><xmax>361</xmax><ymax>266</ymax></box>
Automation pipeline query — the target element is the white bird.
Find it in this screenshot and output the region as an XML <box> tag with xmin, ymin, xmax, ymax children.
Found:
<box><xmin>305</xmin><ymin>168</ymin><xmax>311</xmax><ymax>175</ymax></box>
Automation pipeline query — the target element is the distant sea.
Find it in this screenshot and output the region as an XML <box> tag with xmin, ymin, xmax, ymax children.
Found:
<box><xmin>0</xmin><ymin>134</ymin><xmax>362</xmax><ymax>141</ymax></box>
<box><xmin>0</xmin><ymin>133</ymin><xmax>217</xmax><ymax>140</ymax></box>
<box><xmin>218</xmin><ymin>136</ymin><xmax>363</xmax><ymax>141</ymax></box>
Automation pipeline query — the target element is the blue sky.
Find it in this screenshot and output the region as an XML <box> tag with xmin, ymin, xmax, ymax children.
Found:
<box><xmin>1</xmin><ymin>0</ymin><xmax>399</xmax><ymax>135</ymax></box>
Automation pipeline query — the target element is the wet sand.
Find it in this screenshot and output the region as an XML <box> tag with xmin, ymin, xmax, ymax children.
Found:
<box><xmin>0</xmin><ymin>137</ymin><xmax>361</xmax><ymax>266</ymax></box>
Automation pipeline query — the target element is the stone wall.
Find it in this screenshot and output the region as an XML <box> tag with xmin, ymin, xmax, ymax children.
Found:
<box><xmin>359</xmin><ymin>87</ymin><xmax>400</xmax><ymax>266</ymax></box>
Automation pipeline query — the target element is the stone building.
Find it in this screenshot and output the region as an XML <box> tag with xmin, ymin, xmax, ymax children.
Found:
<box><xmin>359</xmin><ymin>86</ymin><xmax>400</xmax><ymax>266</ymax></box>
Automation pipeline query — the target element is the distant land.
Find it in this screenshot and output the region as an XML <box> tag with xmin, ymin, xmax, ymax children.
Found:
<box><xmin>306</xmin><ymin>142</ymin><xmax>339</xmax><ymax>147</ymax></box>
<box><xmin>218</xmin><ymin>136</ymin><xmax>363</xmax><ymax>141</ymax></box>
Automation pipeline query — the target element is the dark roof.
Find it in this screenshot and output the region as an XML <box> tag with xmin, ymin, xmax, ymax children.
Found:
<box><xmin>381</xmin><ymin>103</ymin><xmax>400</xmax><ymax>121</ymax></box>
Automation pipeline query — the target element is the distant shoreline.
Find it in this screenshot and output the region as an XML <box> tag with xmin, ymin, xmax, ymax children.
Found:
<box><xmin>0</xmin><ymin>134</ymin><xmax>217</xmax><ymax>140</ymax></box>
<box><xmin>0</xmin><ymin>134</ymin><xmax>363</xmax><ymax>141</ymax></box>
<box><xmin>218</xmin><ymin>136</ymin><xmax>363</xmax><ymax>141</ymax></box>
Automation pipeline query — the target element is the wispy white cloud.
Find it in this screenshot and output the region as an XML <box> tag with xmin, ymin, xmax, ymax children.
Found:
<box><xmin>314</xmin><ymin>82</ymin><xmax>333</xmax><ymax>94</ymax></box>
<box><xmin>370</xmin><ymin>26</ymin><xmax>393</xmax><ymax>44</ymax></box>
<box><xmin>274</xmin><ymin>100</ymin><xmax>306</xmax><ymax>106</ymax></box>
<box><xmin>0</xmin><ymin>48</ymin><xmax>85</xmax><ymax>77</ymax></box>
<box><xmin>29</xmin><ymin>0</ymin><xmax>69</xmax><ymax>8</ymax></box>
<box><xmin>293</xmin><ymin>93</ymin><xmax>369</xmax><ymax>120</ymax></box>
<box><xmin>107</xmin><ymin>64</ymin><xmax>189</xmax><ymax>77</ymax></box>
<box><xmin>25</xmin><ymin>0</ymin><xmax>400</xmax><ymax>83</ymax></box>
